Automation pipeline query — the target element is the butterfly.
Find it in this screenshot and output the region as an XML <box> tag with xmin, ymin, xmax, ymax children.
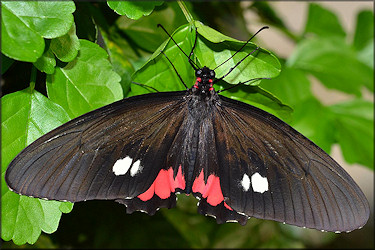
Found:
<box><xmin>5</xmin><ymin>24</ymin><xmax>369</xmax><ymax>233</ymax></box>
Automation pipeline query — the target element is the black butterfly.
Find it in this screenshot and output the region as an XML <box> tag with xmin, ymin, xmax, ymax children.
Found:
<box><xmin>5</xmin><ymin>24</ymin><xmax>369</xmax><ymax>233</ymax></box>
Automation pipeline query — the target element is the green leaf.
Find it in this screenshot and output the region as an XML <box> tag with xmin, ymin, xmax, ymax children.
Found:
<box><xmin>194</xmin><ymin>21</ymin><xmax>280</xmax><ymax>85</ymax></box>
<box><xmin>50</xmin><ymin>23</ymin><xmax>80</xmax><ymax>62</ymax></box>
<box><xmin>250</xmin><ymin>2</ymin><xmax>287</xmax><ymax>30</ymax></box>
<box><xmin>131</xmin><ymin>24</ymin><xmax>196</xmax><ymax>95</ymax></box>
<box><xmin>1</xmin><ymin>88</ymin><xmax>73</xmax><ymax>245</ymax></box>
<box><xmin>107</xmin><ymin>1</ymin><xmax>164</xmax><ymax>20</ymax></box>
<box><xmin>2</xmin><ymin>194</ymin><xmax>42</xmax><ymax>245</ymax></box>
<box><xmin>2</xmin><ymin>1</ymin><xmax>76</xmax><ymax>39</ymax></box>
<box><xmin>287</xmin><ymin>36</ymin><xmax>373</xmax><ymax>95</ymax></box>
<box><xmin>59</xmin><ymin>202</ymin><xmax>74</xmax><ymax>214</ymax></box>
<box><xmin>353</xmin><ymin>10</ymin><xmax>374</xmax><ymax>51</ymax></box>
<box><xmin>33</xmin><ymin>43</ymin><xmax>56</xmax><ymax>74</ymax></box>
<box><xmin>184</xmin><ymin>2</ymin><xmax>249</xmax><ymax>41</ymax></box>
<box><xmin>304</xmin><ymin>3</ymin><xmax>346</xmax><ymax>38</ymax></box>
<box><xmin>258</xmin><ymin>67</ymin><xmax>340</xmax><ymax>149</ymax></box>
<box><xmin>289</xmin><ymin>98</ymin><xmax>336</xmax><ymax>153</ymax></box>
<box><xmin>103</xmin><ymin>34</ymin><xmax>135</xmax><ymax>97</ymax></box>
<box><xmin>218</xmin><ymin>82</ymin><xmax>292</xmax><ymax>122</ymax></box>
<box><xmin>116</xmin><ymin>2</ymin><xmax>188</xmax><ymax>53</ymax></box>
<box><xmin>1</xmin><ymin>1</ymin><xmax>76</xmax><ymax>62</ymax></box>
<box><xmin>131</xmin><ymin>22</ymin><xmax>281</xmax><ymax>98</ymax></box>
<box><xmin>46</xmin><ymin>39</ymin><xmax>123</xmax><ymax>118</ymax></box>
<box><xmin>39</xmin><ymin>200</ymin><xmax>73</xmax><ymax>234</ymax></box>
<box><xmin>102</xmin><ymin>3</ymin><xmax>189</xmax><ymax>97</ymax></box>
<box><xmin>329</xmin><ymin>100</ymin><xmax>374</xmax><ymax>169</ymax></box>
<box><xmin>131</xmin><ymin>21</ymin><xmax>283</xmax><ymax>119</ymax></box>
<box><xmin>195</xmin><ymin>21</ymin><xmax>239</xmax><ymax>43</ymax></box>
<box><xmin>1</xmin><ymin>4</ymin><xmax>44</xmax><ymax>62</ymax></box>
<box><xmin>260</xmin><ymin>66</ymin><xmax>313</xmax><ymax>109</ymax></box>
<box><xmin>101</xmin><ymin>24</ymin><xmax>148</xmax><ymax>66</ymax></box>
<box><xmin>357</xmin><ymin>40</ymin><xmax>374</xmax><ymax>69</ymax></box>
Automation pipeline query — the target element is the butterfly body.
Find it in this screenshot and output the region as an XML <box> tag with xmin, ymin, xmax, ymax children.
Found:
<box><xmin>5</xmin><ymin>29</ymin><xmax>369</xmax><ymax>233</ymax></box>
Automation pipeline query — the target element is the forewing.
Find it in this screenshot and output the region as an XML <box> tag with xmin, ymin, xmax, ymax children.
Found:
<box><xmin>5</xmin><ymin>91</ymin><xmax>188</xmax><ymax>211</ymax></box>
<box><xmin>212</xmin><ymin>95</ymin><xmax>369</xmax><ymax>232</ymax></box>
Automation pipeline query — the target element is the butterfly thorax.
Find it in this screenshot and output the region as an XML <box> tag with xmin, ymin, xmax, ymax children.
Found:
<box><xmin>191</xmin><ymin>66</ymin><xmax>216</xmax><ymax>97</ymax></box>
<box><xmin>188</xmin><ymin>66</ymin><xmax>220</xmax><ymax>119</ymax></box>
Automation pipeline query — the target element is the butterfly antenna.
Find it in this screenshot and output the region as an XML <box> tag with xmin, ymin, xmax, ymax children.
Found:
<box><xmin>213</xmin><ymin>46</ymin><xmax>260</xmax><ymax>84</ymax></box>
<box><xmin>160</xmin><ymin>51</ymin><xmax>189</xmax><ymax>90</ymax></box>
<box><xmin>188</xmin><ymin>26</ymin><xmax>198</xmax><ymax>63</ymax></box>
<box><xmin>214</xmin><ymin>26</ymin><xmax>269</xmax><ymax>70</ymax></box>
<box><xmin>157</xmin><ymin>24</ymin><xmax>199</xmax><ymax>71</ymax></box>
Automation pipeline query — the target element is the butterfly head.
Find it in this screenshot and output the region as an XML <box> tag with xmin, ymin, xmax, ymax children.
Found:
<box><xmin>193</xmin><ymin>66</ymin><xmax>216</xmax><ymax>94</ymax></box>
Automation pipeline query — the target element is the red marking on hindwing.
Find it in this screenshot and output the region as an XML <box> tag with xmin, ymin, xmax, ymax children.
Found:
<box><xmin>137</xmin><ymin>165</ymin><xmax>185</xmax><ymax>201</ymax></box>
<box><xmin>192</xmin><ymin>170</ymin><xmax>233</xmax><ymax>210</ymax></box>
<box><xmin>224</xmin><ymin>201</ymin><xmax>233</xmax><ymax>211</ymax></box>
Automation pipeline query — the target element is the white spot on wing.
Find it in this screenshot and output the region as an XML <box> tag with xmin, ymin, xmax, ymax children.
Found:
<box><xmin>113</xmin><ymin>156</ymin><xmax>132</xmax><ymax>176</ymax></box>
<box><xmin>251</xmin><ymin>172</ymin><xmax>268</xmax><ymax>193</ymax></box>
<box><xmin>238</xmin><ymin>212</ymin><xmax>247</xmax><ymax>216</ymax></box>
<box><xmin>226</xmin><ymin>220</ymin><xmax>238</xmax><ymax>223</ymax></box>
<box><xmin>130</xmin><ymin>160</ymin><xmax>142</xmax><ymax>176</ymax></box>
<box><xmin>241</xmin><ymin>174</ymin><xmax>251</xmax><ymax>191</ymax></box>
<box><xmin>206</xmin><ymin>214</ymin><xmax>216</xmax><ymax>219</ymax></box>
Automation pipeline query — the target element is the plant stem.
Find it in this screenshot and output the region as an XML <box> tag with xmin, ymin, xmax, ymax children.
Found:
<box><xmin>177</xmin><ymin>1</ymin><xmax>194</xmax><ymax>23</ymax></box>
<box><xmin>30</xmin><ymin>66</ymin><xmax>37</xmax><ymax>91</ymax></box>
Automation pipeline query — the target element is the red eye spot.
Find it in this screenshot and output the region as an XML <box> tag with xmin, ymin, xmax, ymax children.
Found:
<box><xmin>208</xmin><ymin>79</ymin><xmax>213</xmax><ymax>83</ymax></box>
<box><xmin>197</xmin><ymin>77</ymin><xmax>201</xmax><ymax>82</ymax></box>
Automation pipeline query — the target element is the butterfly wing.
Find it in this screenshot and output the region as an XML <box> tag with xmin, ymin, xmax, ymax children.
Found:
<box><xmin>5</xmin><ymin>91</ymin><xmax>190</xmax><ymax>214</ymax></box>
<box><xmin>5</xmin><ymin>88</ymin><xmax>370</xmax><ymax>231</ymax></box>
<box><xmin>190</xmin><ymin>112</ymin><xmax>250</xmax><ymax>225</ymax></box>
<box><xmin>207</xmin><ymin>95</ymin><xmax>369</xmax><ymax>232</ymax></box>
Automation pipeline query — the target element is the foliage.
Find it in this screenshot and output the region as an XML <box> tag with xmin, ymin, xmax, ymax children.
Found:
<box><xmin>1</xmin><ymin>1</ymin><xmax>373</xmax><ymax>248</ymax></box>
